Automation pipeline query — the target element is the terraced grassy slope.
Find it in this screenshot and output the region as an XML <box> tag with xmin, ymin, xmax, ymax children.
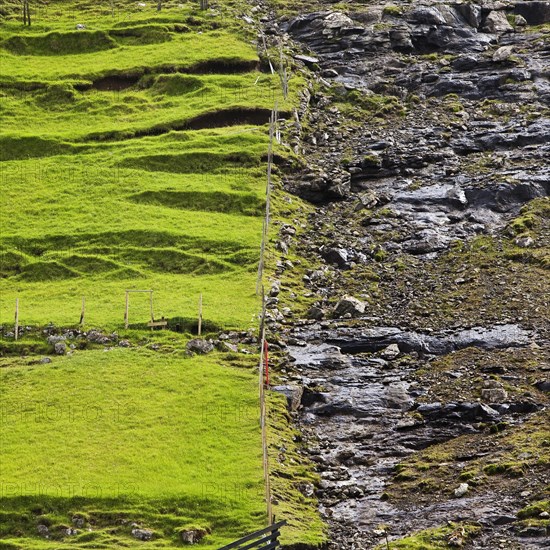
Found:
<box><xmin>0</xmin><ymin>0</ymin><xmax>295</xmax><ymax>330</ymax></box>
<box><xmin>0</xmin><ymin>1</ymin><xmax>316</xmax><ymax>548</ymax></box>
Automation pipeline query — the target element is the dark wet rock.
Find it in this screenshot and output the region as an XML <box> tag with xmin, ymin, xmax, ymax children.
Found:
<box><xmin>321</xmin><ymin>246</ymin><xmax>350</xmax><ymax>268</ymax></box>
<box><xmin>513</xmin><ymin>1</ymin><xmax>550</xmax><ymax>25</ymax></box>
<box><xmin>534</xmin><ymin>380</ymin><xmax>550</xmax><ymax>392</ymax></box>
<box><xmin>308</xmin><ymin>324</ymin><xmax>532</xmax><ymax>355</ymax></box>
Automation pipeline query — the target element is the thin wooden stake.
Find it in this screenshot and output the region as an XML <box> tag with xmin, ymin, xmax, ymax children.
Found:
<box><xmin>124</xmin><ymin>290</ymin><xmax>129</xmax><ymax>329</ymax></box>
<box><xmin>14</xmin><ymin>298</ymin><xmax>19</xmax><ymax>341</ymax></box>
<box><xmin>149</xmin><ymin>290</ymin><xmax>154</xmax><ymax>323</ymax></box>
<box><xmin>80</xmin><ymin>296</ymin><xmax>86</xmax><ymax>326</ymax></box>
<box><xmin>198</xmin><ymin>293</ymin><xmax>203</xmax><ymax>336</ymax></box>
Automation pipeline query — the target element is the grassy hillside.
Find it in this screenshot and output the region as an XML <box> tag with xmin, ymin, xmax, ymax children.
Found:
<box><xmin>0</xmin><ymin>0</ymin><xmax>295</xmax><ymax>331</ymax></box>
<box><xmin>0</xmin><ymin>1</ymin><xmax>325</xmax><ymax>548</ymax></box>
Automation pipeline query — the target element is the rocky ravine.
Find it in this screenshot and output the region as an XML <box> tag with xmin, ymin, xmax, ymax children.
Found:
<box><xmin>261</xmin><ymin>1</ymin><xmax>550</xmax><ymax>548</ymax></box>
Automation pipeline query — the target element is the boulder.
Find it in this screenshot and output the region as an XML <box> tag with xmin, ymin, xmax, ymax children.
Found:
<box><xmin>333</xmin><ymin>295</ymin><xmax>366</xmax><ymax>318</ymax></box>
<box><xmin>456</xmin><ymin>3</ymin><xmax>482</xmax><ymax>28</ymax></box>
<box><xmin>482</xmin><ymin>11</ymin><xmax>514</xmax><ymax>33</ymax></box>
<box><xmin>272</xmin><ymin>385</ymin><xmax>304</xmax><ymax>412</ymax></box>
<box><xmin>323</xmin><ymin>12</ymin><xmax>354</xmax><ymax>33</ymax></box>
<box><xmin>186</xmin><ymin>339</ymin><xmax>214</xmax><ymax>355</ymax></box>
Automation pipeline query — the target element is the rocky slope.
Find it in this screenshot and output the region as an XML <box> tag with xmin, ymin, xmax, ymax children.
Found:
<box><xmin>261</xmin><ymin>0</ymin><xmax>550</xmax><ymax>548</ymax></box>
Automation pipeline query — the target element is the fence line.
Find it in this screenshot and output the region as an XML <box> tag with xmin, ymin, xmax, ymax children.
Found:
<box><xmin>257</xmin><ymin>287</ymin><xmax>272</xmax><ymax>525</ymax></box>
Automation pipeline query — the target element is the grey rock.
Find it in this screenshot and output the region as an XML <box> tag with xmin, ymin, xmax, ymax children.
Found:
<box><xmin>180</xmin><ymin>529</ymin><xmax>207</xmax><ymax>544</ymax></box>
<box><xmin>54</xmin><ymin>342</ymin><xmax>67</xmax><ymax>355</ymax></box>
<box><xmin>323</xmin><ymin>12</ymin><xmax>354</xmax><ymax>33</ymax></box>
<box><xmin>380</xmin><ymin>343</ymin><xmax>400</xmax><ymax>360</ymax></box>
<box><xmin>186</xmin><ymin>339</ymin><xmax>214</xmax><ymax>355</ymax></box>
<box><xmin>333</xmin><ymin>295</ymin><xmax>366</xmax><ymax>318</ymax></box>
<box><xmin>37</xmin><ymin>525</ymin><xmax>49</xmax><ymax>538</ymax></box>
<box><xmin>294</xmin><ymin>54</ymin><xmax>320</xmax><ymax>65</ymax></box>
<box><xmin>493</xmin><ymin>45</ymin><xmax>515</xmax><ymax>62</ymax></box>
<box><xmin>408</xmin><ymin>7</ymin><xmax>447</xmax><ymax>25</ymax></box>
<box><xmin>131</xmin><ymin>528</ymin><xmax>153</xmax><ymax>541</ymax></box>
<box><xmin>456</xmin><ymin>3</ymin><xmax>482</xmax><ymax>28</ymax></box>
<box><xmin>482</xmin><ymin>11</ymin><xmax>514</xmax><ymax>33</ymax></box>
<box><xmin>515</xmin><ymin>236</ymin><xmax>534</xmax><ymax>248</ymax></box>
<box><xmin>454</xmin><ymin>483</ymin><xmax>469</xmax><ymax>497</ymax></box>
<box><xmin>39</xmin><ymin>357</ymin><xmax>52</xmax><ymax>364</ymax></box>
<box><xmin>307</xmin><ymin>306</ymin><xmax>325</xmax><ymax>320</ymax></box>
<box><xmin>272</xmin><ymin>385</ymin><xmax>304</xmax><ymax>411</ymax></box>
<box><xmin>321</xmin><ymin>246</ymin><xmax>349</xmax><ymax>268</ymax></box>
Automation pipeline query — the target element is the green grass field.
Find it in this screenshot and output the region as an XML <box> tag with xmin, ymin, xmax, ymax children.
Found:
<box><xmin>0</xmin><ymin>349</ymin><xmax>265</xmax><ymax>548</ymax></box>
<box><xmin>0</xmin><ymin>0</ymin><xmax>297</xmax><ymax>330</ymax></box>
<box><xmin>0</xmin><ymin>1</ymin><xmax>324</xmax><ymax>548</ymax></box>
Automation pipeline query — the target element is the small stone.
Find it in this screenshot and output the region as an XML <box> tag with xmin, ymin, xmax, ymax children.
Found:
<box><xmin>54</xmin><ymin>342</ymin><xmax>67</xmax><ymax>355</ymax></box>
<box><xmin>131</xmin><ymin>528</ymin><xmax>153</xmax><ymax>541</ymax></box>
<box><xmin>39</xmin><ymin>357</ymin><xmax>52</xmax><ymax>364</ymax></box>
<box><xmin>454</xmin><ymin>483</ymin><xmax>469</xmax><ymax>497</ymax></box>
<box><xmin>75</xmin><ymin>24</ymin><xmax>86</xmax><ymax>30</ymax></box>
<box><xmin>540</xmin><ymin>511</ymin><xmax>550</xmax><ymax>519</ymax></box>
<box><xmin>180</xmin><ymin>529</ymin><xmax>207</xmax><ymax>544</ymax></box>
<box><xmin>380</xmin><ymin>343</ymin><xmax>400</xmax><ymax>360</ymax></box>
<box><xmin>294</xmin><ymin>54</ymin><xmax>320</xmax><ymax>65</ymax></box>
<box><xmin>515</xmin><ymin>236</ymin><xmax>534</xmax><ymax>248</ymax></box>
<box><xmin>493</xmin><ymin>45</ymin><xmax>514</xmax><ymax>62</ymax></box>
<box><xmin>481</xmin><ymin>387</ymin><xmax>508</xmax><ymax>403</ymax></box>
<box><xmin>72</xmin><ymin>516</ymin><xmax>85</xmax><ymax>528</ymax></box>
<box><xmin>64</xmin><ymin>528</ymin><xmax>78</xmax><ymax>536</ymax></box>
<box><xmin>37</xmin><ymin>524</ymin><xmax>49</xmax><ymax>538</ymax></box>
<box><xmin>515</xmin><ymin>14</ymin><xmax>527</xmax><ymax>27</ymax></box>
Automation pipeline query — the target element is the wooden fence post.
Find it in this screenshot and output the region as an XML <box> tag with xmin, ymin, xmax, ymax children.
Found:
<box><xmin>198</xmin><ymin>293</ymin><xmax>203</xmax><ymax>336</ymax></box>
<box><xmin>80</xmin><ymin>296</ymin><xmax>85</xmax><ymax>326</ymax></box>
<box><xmin>14</xmin><ymin>298</ymin><xmax>19</xmax><ymax>341</ymax></box>
<box><xmin>124</xmin><ymin>290</ymin><xmax>129</xmax><ymax>329</ymax></box>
